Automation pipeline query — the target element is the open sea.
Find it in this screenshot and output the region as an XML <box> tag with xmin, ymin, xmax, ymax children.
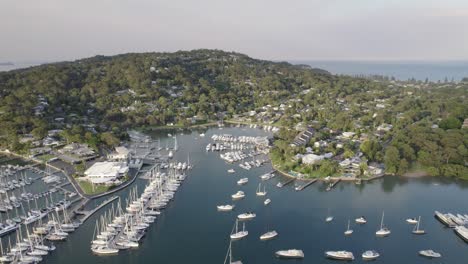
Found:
<box><xmin>1</xmin><ymin>126</ymin><xmax>460</xmax><ymax>264</ymax></box>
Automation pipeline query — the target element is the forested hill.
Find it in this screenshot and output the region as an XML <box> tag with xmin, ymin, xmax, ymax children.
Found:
<box><xmin>0</xmin><ymin>49</ymin><xmax>466</xmax><ymax>178</ymax></box>
<box><xmin>0</xmin><ymin>50</ymin><xmax>330</xmax><ymax>133</ymax></box>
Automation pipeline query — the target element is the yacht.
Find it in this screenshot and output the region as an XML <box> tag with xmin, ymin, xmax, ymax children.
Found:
<box><xmin>91</xmin><ymin>245</ymin><xmax>119</xmax><ymax>255</ymax></box>
<box><xmin>275</xmin><ymin>249</ymin><xmax>304</xmax><ymax>259</ymax></box>
<box><xmin>231</xmin><ymin>191</ymin><xmax>245</xmax><ymax>200</ymax></box>
<box><xmin>454</xmin><ymin>226</ymin><xmax>468</xmax><ymax>243</ymax></box>
<box><xmin>237</xmin><ymin>212</ymin><xmax>256</xmax><ymax>221</ymax></box>
<box><xmin>217</xmin><ymin>204</ymin><xmax>235</xmax><ymax>212</ymax></box>
<box><xmin>227</xmin><ymin>240</ymin><xmax>242</xmax><ymax>264</ymax></box>
<box><xmin>344</xmin><ymin>220</ymin><xmax>353</xmax><ymax>236</ymax></box>
<box><xmin>325</xmin><ymin>251</ymin><xmax>354</xmax><ymax>261</ymax></box>
<box><xmin>376</xmin><ymin>212</ymin><xmax>391</xmax><ymax>237</ymax></box>
<box><xmin>406</xmin><ymin>217</ymin><xmax>418</xmax><ymax>224</ymax></box>
<box><xmin>434</xmin><ymin>211</ymin><xmax>456</xmax><ymax>227</ymax></box>
<box><xmin>264</xmin><ymin>198</ymin><xmax>271</xmax><ymax>206</ymax></box>
<box><xmin>230</xmin><ymin>220</ymin><xmax>248</xmax><ymax>241</ymax></box>
<box><xmin>412</xmin><ymin>216</ymin><xmax>426</xmax><ymax>235</ymax></box>
<box><xmin>362</xmin><ymin>250</ymin><xmax>380</xmax><ymax>260</ymax></box>
<box><xmin>355</xmin><ymin>216</ymin><xmax>367</xmax><ymax>224</ymax></box>
<box><xmin>227</xmin><ymin>169</ymin><xmax>235</xmax><ymax>174</ymax></box>
<box><xmin>237</xmin><ymin>178</ymin><xmax>248</xmax><ymax>185</ymax></box>
<box><xmin>419</xmin><ymin>250</ymin><xmax>441</xmax><ymax>258</ymax></box>
<box><xmin>325</xmin><ymin>216</ymin><xmax>333</xmax><ymax>222</ymax></box>
<box><xmin>260</xmin><ymin>230</ymin><xmax>278</xmax><ymax>241</ymax></box>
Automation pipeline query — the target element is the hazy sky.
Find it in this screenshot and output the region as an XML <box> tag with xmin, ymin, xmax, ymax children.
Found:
<box><xmin>1</xmin><ymin>0</ymin><xmax>468</xmax><ymax>62</ymax></box>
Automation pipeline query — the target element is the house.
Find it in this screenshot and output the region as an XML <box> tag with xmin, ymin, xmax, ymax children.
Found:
<box><xmin>291</xmin><ymin>127</ymin><xmax>314</xmax><ymax>147</ymax></box>
<box><xmin>302</xmin><ymin>154</ymin><xmax>324</xmax><ymax>165</ymax></box>
<box><xmin>108</xmin><ymin>146</ymin><xmax>130</xmax><ymax>161</ymax></box>
<box><xmin>84</xmin><ymin>162</ymin><xmax>129</xmax><ymax>185</ymax></box>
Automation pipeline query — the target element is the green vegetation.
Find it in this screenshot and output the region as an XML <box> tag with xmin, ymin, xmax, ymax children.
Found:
<box><xmin>77</xmin><ymin>180</ymin><xmax>114</xmax><ymax>196</ymax></box>
<box><xmin>0</xmin><ymin>49</ymin><xmax>465</xmax><ymax>179</ymax></box>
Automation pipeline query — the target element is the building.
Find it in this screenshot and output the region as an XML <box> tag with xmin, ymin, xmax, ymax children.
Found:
<box><xmin>291</xmin><ymin>127</ymin><xmax>315</xmax><ymax>147</ymax></box>
<box><xmin>84</xmin><ymin>162</ymin><xmax>129</xmax><ymax>185</ymax></box>
<box><xmin>108</xmin><ymin>146</ymin><xmax>130</xmax><ymax>161</ymax></box>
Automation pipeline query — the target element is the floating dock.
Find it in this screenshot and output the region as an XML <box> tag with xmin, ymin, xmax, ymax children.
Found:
<box><xmin>326</xmin><ymin>179</ymin><xmax>341</xmax><ymax>191</ymax></box>
<box><xmin>277</xmin><ymin>178</ymin><xmax>295</xmax><ymax>188</ymax></box>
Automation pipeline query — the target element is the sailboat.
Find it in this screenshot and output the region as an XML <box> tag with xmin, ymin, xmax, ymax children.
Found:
<box><xmin>256</xmin><ymin>183</ymin><xmax>267</xmax><ymax>196</ymax></box>
<box><xmin>344</xmin><ymin>220</ymin><xmax>353</xmax><ymax>236</ymax></box>
<box><xmin>230</xmin><ymin>220</ymin><xmax>248</xmax><ymax>240</ymax></box>
<box><xmin>260</xmin><ymin>206</ymin><xmax>278</xmax><ymax>241</ymax></box>
<box><xmin>376</xmin><ymin>212</ymin><xmax>391</xmax><ymax>237</ymax></box>
<box><xmin>412</xmin><ymin>216</ymin><xmax>426</xmax><ymax>235</ymax></box>
<box><xmin>224</xmin><ymin>240</ymin><xmax>242</xmax><ymax>264</ymax></box>
<box><xmin>325</xmin><ymin>209</ymin><xmax>333</xmax><ymax>222</ymax></box>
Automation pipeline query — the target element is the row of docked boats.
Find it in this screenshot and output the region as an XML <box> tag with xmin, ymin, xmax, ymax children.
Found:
<box><xmin>435</xmin><ymin>210</ymin><xmax>468</xmax><ymax>243</ymax></box>
<box><xmin>324</xmin><ymin>249</ymin><xmax>441</xmax><ymax>261</ymax></box>
<box><xmin>211</xmin><ymin>134</ymin><xmax>268</xmax><ymax>144</ymax></box>
<box><xmin>90</xmin><ymin>168</ymin><xmax>186</xmax><ymax>255</ymax></box>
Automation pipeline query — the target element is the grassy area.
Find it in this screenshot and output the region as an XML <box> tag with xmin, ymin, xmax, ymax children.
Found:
<box><xmin>77</xmin><ymin>179</ymin><xmax>112</xmax><ymax>195</ymax></box>
<box><xmin>36</xmin><ymin>154</ymin><xmax>55</xmax><ymax>162</ymax></box>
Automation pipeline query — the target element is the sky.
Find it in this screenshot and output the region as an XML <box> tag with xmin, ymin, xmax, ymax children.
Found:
<box><xmin>1</xmin><ymin>0</ymin><xmax>468</xmax><ymax>62</ymax></box>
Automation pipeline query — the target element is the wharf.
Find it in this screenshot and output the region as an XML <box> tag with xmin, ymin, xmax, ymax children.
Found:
<box><xmin>295</xmin><ymin>179</ymin><xmax>317</xmax><ymax>191</ymax></box>
<box><xmin>326</xmin><ymin>179</ymin><xmax>341</xmax><ymax>191</ymax></box>
<box><xmin>277</xmin><ymin>178</ymin><xmax>295</xmax><ymax>188</ymax></box>
<box><xmin>75</xmin><ymin>196</ymin><xmax>119</xmax><ymax>223</ymax></box>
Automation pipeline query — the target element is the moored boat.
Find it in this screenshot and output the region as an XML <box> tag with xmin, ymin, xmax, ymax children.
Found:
<box><xmin>275</xmin><ymin>249</ymin><xmax>304</xmax><ymax>259</ymax></box>
<box><xmin>325</xmin><ymin>250</ymin><xmax>354</xmax><ymax>260</ymax></box>
<box><xmin>419</xmin><ymin>250</ymin><xmax>441</xmax><ymax>258</ymax></box>
<box><xmin>362</xmin><ymin>250</ymin><xmax>380</xmax><ymax>260</ymax></box>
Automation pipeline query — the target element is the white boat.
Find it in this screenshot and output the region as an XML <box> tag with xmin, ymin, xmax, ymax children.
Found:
<box><xmin>168</xmin><ymin>150</ymin><xmax>173</xmax><ymax>158</ymax></box>
<box><xmin>325</xmin><ymin>209</ymin><xmax>333</xmax><ymax>222</ymax></box>
<box><xmin>231</xmin><ymin>191</ymin><xmax>245</xmax><ymax>200</ymax></box>
<box><xmin>406</xmin><ymin>217</ymin><xmax>418</xmax><ymax>224</ymax></box>
<box><xmin>227</xmin><ymin>169</ymin><xmax>235</xmax><ymax>174</ymax></box>
<box><xmin>344</xmin><ymin>220</ymin><xmax>353</xmax><ymax>236</ymax></box>
<box><xmin>237</xmin><ymin>178</ymin><xmax>248</xmax><ymax>185</ymax></box>
<box><xmin>275</xmin><ymin>249</ymin><xmax>304</xmax><ymax>259</ymax></box>
<box><xmin>264</xmin><ymin>198</ymin><xmax>271</xmax><ymax>206</ymax></box>
<box><xmin>237</xmin><ymin>212</ymin><xmax>256</xmax><ymax>221</ymax></box>
<box><xmin>325</xmin><ymin>251</ymin><xmax>354</xmax><ymax>261</ymax></box>
<box><xmin>260</xmin><ymin>230</ymin><xmax>278</xmax><ymax>241</ymax></box>
<box><xmin>376</xmin><ymin>212</ymin><xmax>391</xmax><ymax>237</ymax></box>
<box><xmin>454</xmin><ymin>226</ymin><xmax>468</xmax><ymax>243</ymax></box>
<box><xmin>256</xmin><ymin>183</ymin><xmax>267</xmax><ymax>196</ymax></box>
<box><xmin>230</xmin><ymin>220</ymin><xmax>248</xmax><ymax>241</ymax></box>
<box><xmin>355</xmin><ymin>216</ymin><xmax>367</xmax><ymax>224</ymax></box>
<box><xmin>217</xmin><ymin>204</ymin><xmax>235</xmax><ymax>212</ymax></box>
<box><xmin>200</xmin><ymin>133</ymin><xmax>205</xmax><ymax>137</ymax></box>
<box><xmin>91</xmin><ymin>245</ymin><xmax>119</xmax><ymax>255</ymax></box>
<box><xmin>362</xmin><ymin>250</ymin><xmax>380</xmax><ymax>260</ymax></box>
<box><xmin>412</xmin><ymin>216</ymin><xmax>426</xmax><ymax>235</ymax></box>
<box><xmin>419</xmin><ymin>250</ymin><xmax>441</xmax><ymax>258</ymax></box>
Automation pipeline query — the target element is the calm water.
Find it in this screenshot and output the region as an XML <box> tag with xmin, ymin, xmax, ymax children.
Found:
<box><xmin>292</xmin><ymin>60</ymin><xmax>468</xmax><ymax>82</ymax></box>
<box><xmin>27</xmin><ymin>126</ymin><xmax>467</xmax><ymax>264</ymax></box>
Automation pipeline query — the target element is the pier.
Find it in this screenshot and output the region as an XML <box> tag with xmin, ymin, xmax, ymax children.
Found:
<box><xmin>295</xmin><ymin>179</ymin><xmax>317</xmax><ymax>191</ymax></box>
<box><xmin>326</xmin><ymin>179</ymin><xmax>341</xmax><ymax>191</ymax></box>
<box><xmin>75</xmin><ymin>196</ymin><xmax>119</xmax><ymax>223</ymax></box>
<box><xmin>277</xmin><ymin>178</ymin><xmax>295</xmax><ymax>188</ymax></box>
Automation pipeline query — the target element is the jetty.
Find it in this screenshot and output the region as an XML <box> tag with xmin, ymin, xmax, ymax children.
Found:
<box><xmin>295</xmin><ymin>179</ymin><xmax>317</xmax><ymax>191</ymax></box>
<box><xmin>326</xmin><ymin>179</ymin><xmax>341</xmax><ymax>191</ymax></box>
<box><xmin>75</xmin><ymin>196</ymin><xmax>119</xmax><ymax>223</ymax></box>
<box><xmin>277</xmin><ymin>178</ymin><xmax>295</xmax><ymax>188</ymax></box>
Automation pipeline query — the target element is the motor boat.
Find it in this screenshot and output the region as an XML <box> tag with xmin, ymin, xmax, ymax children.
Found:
<box><xmin>217</xmin><ymin>204</ymin><xmax>235</xmax><ymax>212</ymax></box>
<box><xmin>231</xmin><ymin>191</ymin><xmax>245</xmax><ymax>200</ymax></box>
<box><xmin>275</xmin><ymin>249</ymin><xmax>304</xmax><ymax>259</ymax></box>
<box><xmin>237</xmin><ymin>212</ymin><xmax>256</xmax><ymax>221</ymax></box>
<box><xmin>355</xmin><ymin>216</ymin><xmax>367</xmax><ymax>224</ymax></box>
<box><xmin>419</xmin><ymin>250</ymin><xmax>441</xmax><ymax>258</ymax></box>
<box><xmin>362</xmin><ymin>250</ymin><xmax>380</xmax><ymax>260</ymax></box>
<box><xmin>325</xmin><ymin>251</ymin><xmax>355</xmax><ymax>260</ymax></box>
<box><xmin>260</xmin><ymin>230</ymin><xmax>278</xmax><ymax>241</ymax></box>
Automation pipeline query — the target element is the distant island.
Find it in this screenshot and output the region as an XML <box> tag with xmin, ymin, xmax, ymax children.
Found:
<box><xmin>0</xmin><ymin>49</ymin><xmax>466</xmax><ymax>180</ymax></box>
<box><xmin>0</xmin><ymin>62</ymin><xmax>14</xmax><ymax>66</ymax></box>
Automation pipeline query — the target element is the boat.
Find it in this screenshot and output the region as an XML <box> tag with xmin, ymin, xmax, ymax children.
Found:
<box><xmin>355</xmin><ymin>216</ymin><xmax>367</xmax><ymax>224</ymax></box>
<box><xmin>256</xmin><ymin>183</ymin><xmax>267</xmax><ymax>196</ymax></box>
<box><xmin>237</xmin><ymin>212</ymin><xmax>256</xmax><ymax>221</ymax></box>
<box><xmin>226</xmin><ymin>240</ymin><xmax>242</xmax><ymax>264</ymax></box>
<box><xmin>434</xmin><ymin>211</ymin><xmax>456</xmax><ymax>227</ymax></box>
<box><xmin>227</xmin><ymin>169</ymin><xmax>235</xmax><ymax>174</ymax></box>
<box><xmin>237</xmin><ymin>178</ymin><xmax>248</xmax><ymax>185</ymax></box>
<box><xmin>412</xmin><ymin>216</ymin><xmax>426</xmax><ymax>235</ymax></box>
<box><xmin>230</xmin><ymin>220</ymin><xmax>248</xmax><ymax>241</ymax></box>
<box><xmin>325</xmin><ymin>251</ymin><xmax>354</xmax><ymax>260</ymax></box>
<box><xmin>419</xmin><ymin>250</ymin><xmax>441</xmax><ymax>258</ymax></box>
<box><xmin>362</xmin><ymin>250</ymin><xmax>380</xmax><ymax>260</ymax></box>
<box><xmin>454</xmin><ymin>226</ymin><xmax>468</xmax><ymax>243</ymax></box>
<box><xmin>325</xmin><ymin>209</ymin><xmax>333</xmax><ymax>222</ymax></box>
<box><xmin>406</xmin><ymin>217</ymin><xmax>418</xmax><ymax>224</ymax></box>
<box><xmin>376</xmin><ymin>212</ymin><xmax>391</xmax><ymax>237</ymax></box>
<box><xmin>275</xmin><ymin>249</ymin><xmax>304</xmax><ymax>259</ymax></box>
<box><xmin>260</xmin><ymin>230</ymin><xmax>278</xmax><ymax>241</ymax></box>
<box><xmin>344</xmin><ymin>220</ymin><xmax>353</xmax><ymax>236</ymax></box>
<box><xmin>264</xmin><ymin>199</ymin><xmax>271</xmax><ymax>206</ymax></box>
<box><xmin>231</xmin><ymin>191</ymin><xmax>245</xmax><ymax>200</ymax></box>
<box><xmin>217</xmin><ymin>205</ymin><xmax>235</xmax><ymax>212</ymax></box>
<box><xmin>91</xmin><ymin>245</ymin><xmax>119</xmax><ymax>255</ymax></box>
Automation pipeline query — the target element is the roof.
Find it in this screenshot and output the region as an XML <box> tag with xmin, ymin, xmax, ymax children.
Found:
<box><xmin>84</xmin><ymin>162</ymin><xmax>128</xmax><ymax>178</ymax></box>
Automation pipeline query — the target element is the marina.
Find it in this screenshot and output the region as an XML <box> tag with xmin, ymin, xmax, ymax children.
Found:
<box><xmin>0</xmin><ymin>126</ymin><xmax>466</xmax><ymax>264</ymax></box>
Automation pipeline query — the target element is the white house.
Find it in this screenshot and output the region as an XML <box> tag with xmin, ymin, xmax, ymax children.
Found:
<box><xmin>302</xmin><ymin>154</ymin><xmax>324</xmax><ymax>165</ymax></box>
<box><xmin>108</xmin><ymin>146</ymin><xmax>130</xmax><ymax>161</ymax></box>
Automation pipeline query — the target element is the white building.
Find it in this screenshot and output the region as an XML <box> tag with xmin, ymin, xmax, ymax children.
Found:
<box><xmin>302</xmin><ymin>154</ymin><xmax>324</xmax><ymax>165</ymax></box>
<box><xmin>108</xmin><ymin>146</ymin><xmax>130</xmax><ymax>161</ymax></box>
<box><xmin>84</xmin><ymin>162</ymin><xmax>129</xmax><ymax>184</ymax></box>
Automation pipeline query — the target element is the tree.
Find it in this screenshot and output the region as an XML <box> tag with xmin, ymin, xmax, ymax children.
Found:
<box><xmin>384</xmin><ymin>146</ymin><xmax>400</xmax><ymax>174</ymax></box>
<box><xmin>100</xmin><ymin>132</ymin><xmax>119</xmax><ymax>147</ymax></box>
<box><xmin>360</xmin><ymin>140</ymin><xmax>380</xmax><ymax>161</ymax></box>
<box><xmin>439</xmin><ymin>117</ymin><xmax>461</xmax><ymax>130</ymax></box>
